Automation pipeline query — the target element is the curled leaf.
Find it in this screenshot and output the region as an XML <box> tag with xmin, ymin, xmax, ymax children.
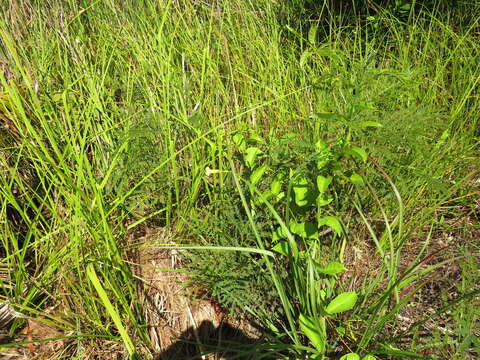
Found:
<box><xmin>318</xmin><ymin>216</ymin><xmax>343</xmax><ymax>236</ymax></box>
<box><xmin>299</xmin><ymin>314</ymin><xmax>326</xmax><ymax>354</ymax></box>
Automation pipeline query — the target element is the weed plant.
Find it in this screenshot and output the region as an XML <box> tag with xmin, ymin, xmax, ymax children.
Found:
<box><xmin>0</xmin><ymin>0</ymin><xmax>478</xmax><ymax>359</ymax></box>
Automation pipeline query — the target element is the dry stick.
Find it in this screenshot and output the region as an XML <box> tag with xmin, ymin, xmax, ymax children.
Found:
<box><xmin>185</xmin><ymin>299</ymin><xmax>207</xmax><ymax>360</ymax></box>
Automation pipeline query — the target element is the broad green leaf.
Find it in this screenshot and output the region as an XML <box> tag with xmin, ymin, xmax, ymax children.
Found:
<box><xmin>316</xmin><ymin>261</ymin><xmax>347</xmax><ymax>275</ymax></box>
<box><xmin>233</xmin><ymin>133</ymin><xmax>246</xmax><ymax>152</ymax></box>
<box><xmin>292</xmin><ymin>175</ymin><xmax>312</xmax><ymax>207</ymax></box>
<box><xmin>360</xmin><ymin>121</ymin><xmax>382</xmax><ymax>128</ymax></box>
<box><xmin>349</xmin><ymin>173</ymin><xmax>364</xmax><ymax>186</ymax></box>
<box><xmin>272</xmin><ymin>241</ymin><xmax>291</xmax><ymax>257</ymax></box>
<box><xmin>339</xmin><ymin>353</ymin><xmax>360</xmax><ymax>360</ymax></box>
<box><xmin>317</xmin><ymin>194</ymin><xmax>333</xmax><ymax>207</ymax></box>
<box><xmin>290</xmin><ymin>221</ymin><xmax>318</xmax><ymax>239</ymax></box>
<box><xmin>250</xmin><ymin>164</ymin><xmax>268</xmax><ymax>187</ymax></box>
<box><xmin>316</xmin><ymin>175</ymin><xmax>332</xmax><ymax>193</ymax></box>
<box><xmin>362</xmin><ymin>355</ymin><xmax>377</xmax><ymax>360</ymax></box>
<box><xmin>272</xmin><ymin>226</ymin><xmax>287</xmax><ymax>242</ymax></box>
<box><xmin>325</xmin><ymin>291</ymin><xmax>358</xmax><ymax>314</ymax></box>
<box><xmin>270</xmin><ymin>173</ymin><xmax>283</xmax><ymax>195</ymax></box>
<box><xmin>344</xmin><ymin>146</ymin><xmax>368</xmax><ymax>162</ymax></box>
<box><xmin>247</xmin><ymin>134</ymin><xmax>264</xmax><ymax>144</ymax></box>
<box><xmin>318</xmin><ymin>216</ymin><xmax>343</xmax><ymax>235</ymax></box>
<box><xmin>299</xmin><ymin>314</ymin><xmax>326</xmax><ymax>354</ymax></box>
<box><xmin>352</xmin><ymin>146</ymin><xmax>368</xmax><ymax>162</ymax></box>
<box><xmin>245</xmin><ymin>147</ymin><xmax>262</xmax><ymax>168</ymax></box>
<box><xmin>335</xmin><ymin>326</ymin><xmax>346</xmax><ymax>336</ymax></box>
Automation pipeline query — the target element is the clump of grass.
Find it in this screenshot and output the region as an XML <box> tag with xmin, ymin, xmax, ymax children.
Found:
<box><xmin>0</xmin><ymin>0</ymin><xmax>478</xmax><ymax>359</ymax></box>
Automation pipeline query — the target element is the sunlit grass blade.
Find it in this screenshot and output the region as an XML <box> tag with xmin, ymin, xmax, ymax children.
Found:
<box><xmin>86</xmin><ymin>263</ymin><xmax>136</xmax><ymax>356</ymax></box>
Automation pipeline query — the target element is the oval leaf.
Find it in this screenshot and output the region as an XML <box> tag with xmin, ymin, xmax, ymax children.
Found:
<box><xmin>349</xmin><ymin>173</ymin><xmax>364</xmax><ymax>186</ymax></box>
<box><xmin>339</xmin><ymin>353</ymin><xmax>360</xmax><ymax>360</ymax></box>
<box><xmin>290</xmin><ymin>221</ymin><xmax>318</xmax><ymax>240</ymax></box>
<box><xmin>316</xmin><ymin>261</ymin><xmax>347</xmax><ymax>275</ymax></box>
<box><xmin>316</xmin><ymin>175</ymin><xmax>332</xmax><ymax>193</ymax></box>
<box><xmin>270</xmin><ymin>173</ymin><xmax>283</xmax><ymax>195</ymax></box>
<box><xmin>325</xmin><ymin>291</ymin><xmax>358</xmax><ymax>314</ymax></box>
<box><xmin>362</xmin><ymin>355</ymin><xmax>377</xmax><ymax>360</ymax></box>
<box><xmin>250</xmin><ymin>164</ymin><xmax>268</xmax><ymax>187</ymax></box>
<box><xmin>344</xmin><ymin>146</ymin><xmax>368</xmax><ymax>162</ymax></box>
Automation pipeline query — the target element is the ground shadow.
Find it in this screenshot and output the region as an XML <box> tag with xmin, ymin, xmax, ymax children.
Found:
<box><xmin>157</xmin><ymin>320</ymin><xmax>263</xmax><ymax>360</ymax></box>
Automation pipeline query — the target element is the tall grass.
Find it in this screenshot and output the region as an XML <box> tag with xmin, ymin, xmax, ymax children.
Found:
<box><xmin>0</xmin><ymin>0</ymin><xmax>478</xmax><ymax>359</ymax></box>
